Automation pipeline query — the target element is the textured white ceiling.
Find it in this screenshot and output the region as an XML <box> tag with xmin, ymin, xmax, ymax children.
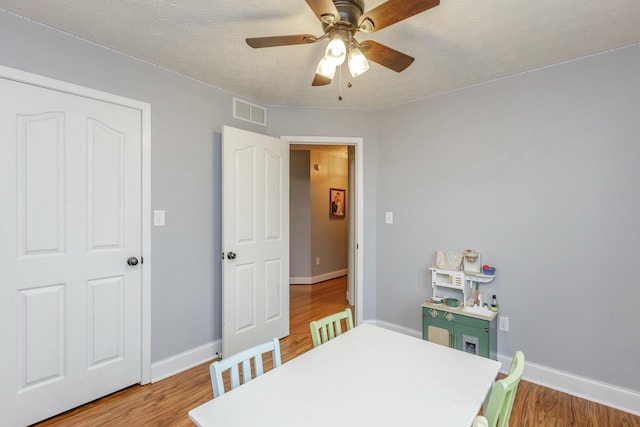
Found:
<box><xmin>2</xmin><ymin>0</ymin><xmax>639</xmax><ymax>109</ymax></box>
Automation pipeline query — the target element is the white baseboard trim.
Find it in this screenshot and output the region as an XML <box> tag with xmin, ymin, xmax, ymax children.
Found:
<box><xmin>290</xmin><ymin>276</ymin><xmax>311</xmax><ymax>284</ymax></box>
<box><xmin>152</xmin><ymin>321</ymin><xmax>640</xmax><ymax>417</ymax></box>
<box><xmin>496</xmin><ymin>353</ymin><xmax>640</xmax><ymax>416</ymax></box>
<box><xmin>150</xmin><ymin>339</ymin><xmax>221</xmax><ymax>383</ymax></box>
<box><xmin>370</xmin><ymin>320</ymin><xmax>640</xmax><ymax>416</ymax></box>
<box><xmin>290</xmin><ymin>269</ymin><xmax>347</xmax><ymax>285</ymax></box>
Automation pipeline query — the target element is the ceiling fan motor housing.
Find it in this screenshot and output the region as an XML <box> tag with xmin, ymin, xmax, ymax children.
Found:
<box><xmin>333</xmin><ymin>0</ymin><xmax>364</xmax><ymax>27</ymax></box>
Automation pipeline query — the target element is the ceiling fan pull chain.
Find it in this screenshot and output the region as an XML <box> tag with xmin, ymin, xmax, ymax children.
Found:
<box><xmin>338</xmin><ymin>64</ymin><xmax>343</xmax><ymax>101</ymax></box>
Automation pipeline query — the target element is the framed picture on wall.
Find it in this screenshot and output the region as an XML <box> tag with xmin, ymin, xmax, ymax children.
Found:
<box><xmin>330</xmin><ymin>188</ymin><xmax>346</xmax><ymax>218</ymax></box>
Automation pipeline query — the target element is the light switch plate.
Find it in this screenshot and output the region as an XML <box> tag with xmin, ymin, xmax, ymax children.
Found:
<box><xmin>385</xmin><ymin>211</ymin><xmax>393</xmax><ymax>224</ymax></box>
<box><xmin>154</xmin><ymin>210</ymin><xmax>165</xmax><ymax>226</ymax></box>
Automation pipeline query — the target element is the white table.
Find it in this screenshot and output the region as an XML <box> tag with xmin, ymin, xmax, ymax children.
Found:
<box><xmin>189</xmin><ymin>323</ymin><xmax>501</xmax><ymax>427</ymax></box>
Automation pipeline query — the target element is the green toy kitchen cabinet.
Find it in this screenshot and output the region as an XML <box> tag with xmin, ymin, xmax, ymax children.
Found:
<box><xmin>421</xmin><ymin>301</ymin><xmax>497</xmax><ymax>360</ymax></box>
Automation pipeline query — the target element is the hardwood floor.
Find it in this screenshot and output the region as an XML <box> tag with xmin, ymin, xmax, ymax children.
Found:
<box><xmin>34</xmin><ymin>276</ymin><xmax>639</xmax><ymax>426</ymax></box>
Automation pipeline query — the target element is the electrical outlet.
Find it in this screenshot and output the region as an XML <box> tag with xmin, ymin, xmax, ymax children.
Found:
<box><xmin>499</xmin><ymin>316</ymin><xmax>509</xmax><ymax>332</ymax></box>
<box><xmin>316</xmin><ymin>258</ymin><xmax>320</xmax><ymax>265</ymax></box>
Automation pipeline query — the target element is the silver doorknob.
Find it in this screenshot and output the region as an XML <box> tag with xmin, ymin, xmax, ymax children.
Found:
<box><xmin>227</xmin><ymin>252</ymin><xmax>237</xmax><ymax>260</ymax></box>
<box><xmin>127</xmin><ymin>257</ymin><xmax>139</xmax><ymax>266</ymax></box>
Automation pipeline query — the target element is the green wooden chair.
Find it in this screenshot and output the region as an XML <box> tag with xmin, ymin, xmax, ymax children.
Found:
<box><xmin>209</xmin><ymin>338</ymin><xmax>281</xmax><ymax>398</ymax></box>
<box><xmin>309</xmin><ymin>308</ymin><xmax>354</xmax><ymax>348</ymax></box>
<box><xmin>482</xmin><ymin>350</ymin><xmax>525</xmax><ymax>427</ymax></box>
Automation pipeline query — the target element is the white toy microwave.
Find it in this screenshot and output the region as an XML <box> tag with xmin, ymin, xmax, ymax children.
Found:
<box><xmin>430</xmin><ymin>268</ymin><xmax>465</xmax><ymax>290</ymax></box>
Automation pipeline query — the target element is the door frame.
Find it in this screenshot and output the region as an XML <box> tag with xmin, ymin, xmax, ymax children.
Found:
<box><xmin>0</xmin><ymin>65</ymin><xmax>152</xmax><ymax>384</ymax></box>
<box><xmin>283</xmin><ymin>136</ymin><xmax>363</xmax><ymax>325</ymax></box>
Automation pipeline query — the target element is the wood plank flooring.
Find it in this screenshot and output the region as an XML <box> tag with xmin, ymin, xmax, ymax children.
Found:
<box><xmin>34</xmin><ymin>277</ymin><xmax>640</xmax><ymax>426</ymax></box>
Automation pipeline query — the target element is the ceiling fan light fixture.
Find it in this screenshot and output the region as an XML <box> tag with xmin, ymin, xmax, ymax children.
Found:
<box><xmin>316</xmin><ymin>56</ymin><xmax>337</xmax><ymax>79</ymax></box>
<box><xmin>325</xmin><ymin>36</ymin><xmax>347</xmax><ymax>66</ymax></box>
<box><xmin>246</xmin><ymin>0</ymin><xmax>438</xmax><ymax>88</ymax></box>
<box><xmin>359</xmin><ymin>17</ymin><xmax>375</xmax><ymax>32</ymax></box>
<box><xmin>348</xmin><ymin>48</ymin><xmax>370</xmax><ymax>77</ymax></box>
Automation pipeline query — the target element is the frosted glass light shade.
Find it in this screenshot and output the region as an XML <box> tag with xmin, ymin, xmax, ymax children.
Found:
<box><xmin>348</xmin><ymin>48</ymin><xmax>370</xmax><ymax>77</ymax></box>
<box><xmin>316</xmin><ymin>56</ymin><xmax>336</xmax><ymax>79</ymax></box>
<box><xmin>325</xmin><ymin>37</ymin><xmax>347</xmax><ymax>66</ymax></box>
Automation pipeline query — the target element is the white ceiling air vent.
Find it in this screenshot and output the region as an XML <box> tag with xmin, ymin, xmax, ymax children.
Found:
<box><xmin>233</xmin><ymin>97</ymin><xmax>267</xmax><ymax>126</ymax></box>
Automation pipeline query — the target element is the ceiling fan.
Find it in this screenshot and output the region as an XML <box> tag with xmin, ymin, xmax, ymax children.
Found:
<box><xmin>246</xmin><ymin>0</ymin><xmax>440</xmax><ymax>86</ymax></box>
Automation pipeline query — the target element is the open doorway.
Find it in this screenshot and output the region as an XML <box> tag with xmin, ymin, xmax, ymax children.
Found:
<box><xmin>286</xmin><ymin>136</ymin><xmax>363</xmax><ymax>331</ymax></box>
<box><xmin>289</xmin><ymin>145</ymin><xmax>349</xmax><ymax>284</ymax></box>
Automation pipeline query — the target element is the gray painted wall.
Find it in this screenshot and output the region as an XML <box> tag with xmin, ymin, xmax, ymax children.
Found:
<box><xmin>373</xmin><ymin>45</ymin><xmax>640</xmax><ymax>391</ymax></box>
<box><xmin>289</xmin><ymin>150</ymin><xmax>312</xmax><ymax>279</ymax></box>
<box><xmin>3</xmin><ymin>8</ymin><xmax>639</xmax><ymax>395</ymax></box>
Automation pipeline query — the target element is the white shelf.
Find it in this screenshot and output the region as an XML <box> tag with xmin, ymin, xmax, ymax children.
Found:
<box><xmin>430</xmin><ymin>267</ymin><xmax>496</xmax><ymax>307</ymax></box>
<box><xmin>464</xmin><ymin>272</ymin><xmax>496</xmax><ymax>284</ymax></box>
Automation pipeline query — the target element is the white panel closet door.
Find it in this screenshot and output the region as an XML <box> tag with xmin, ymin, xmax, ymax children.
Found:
<box><xmin>0</xmin><ymin>78</ymin><xmax>142</xmax><ymax>426</ymax></box>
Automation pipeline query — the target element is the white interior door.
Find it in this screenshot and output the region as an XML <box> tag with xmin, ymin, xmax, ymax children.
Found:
<box><xmin>0</xmin><ymin>77</ymin><xmax>143</xmax><ymax>426</ymax></box>
<box><xmin>222</xmin><ymin>126</ymin><xmax>289</xmax><ymax>357</ymax></box>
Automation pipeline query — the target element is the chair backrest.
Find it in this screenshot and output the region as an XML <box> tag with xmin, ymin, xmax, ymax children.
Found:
<box><xmin>209</xmin><ymin>338</ymin><xmax>282</xmax><ymax>397</ymax></box>
<box><xmin>483</xmin><ymin>351</ymin><xmax>525</xmax><ymax>427</ymax></box>
<box><xmin>309</xmin><ymin>308</ymin><xmax>354</xmax><ymax>348</ymax></box>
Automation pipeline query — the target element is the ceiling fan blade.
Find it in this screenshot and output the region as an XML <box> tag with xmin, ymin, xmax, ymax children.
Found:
<box><xmin>312</xmin><ymin>73</ymin><xmax>332</xmax><ymax>86</ymax></box>
<box><xmin>305</xmin><ymin>0</ymin><xmax>340</xmax><ymax>23</ymax></box>
<box><xmin>361</xmin><ymin>40</ymin><xmax>414</xmax><ymax>72</ymax></box>
<box><xmin>246</xmin><ymin>34</ymin><xmax>317</xmax><ymax>48</ymax></box>
<box><xmin>360</xmin><ymin>0</ymin><xmax>440</xmax><ymax>32</ymax></box>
